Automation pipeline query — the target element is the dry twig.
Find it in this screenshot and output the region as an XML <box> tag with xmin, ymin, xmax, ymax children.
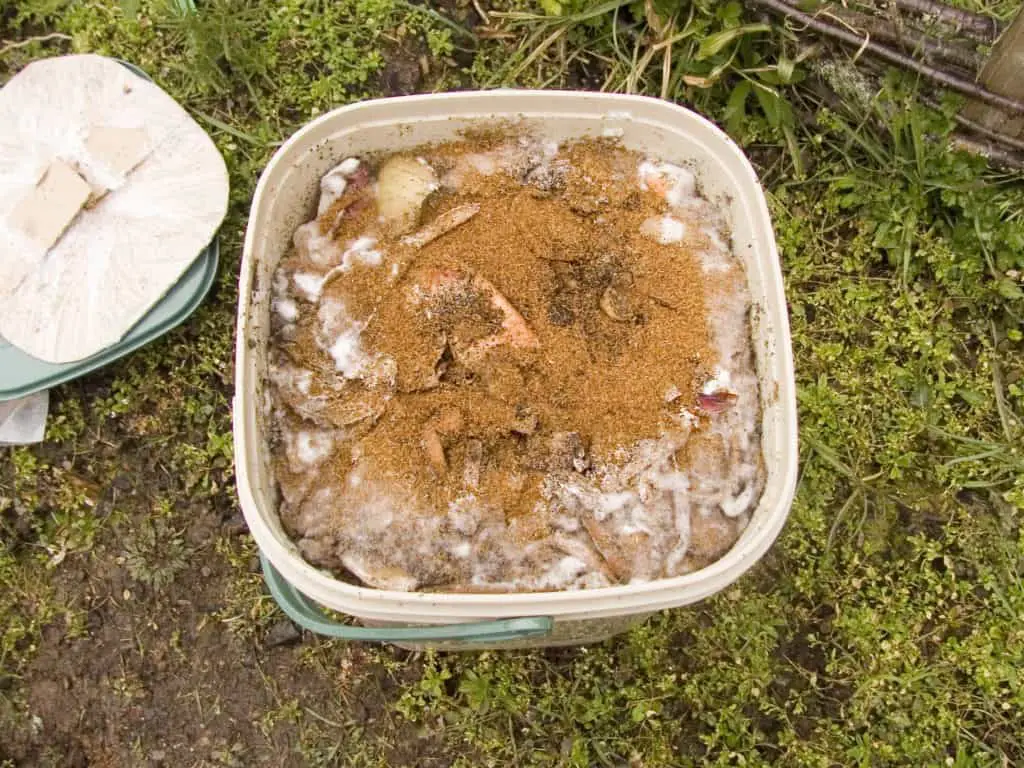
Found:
<box><xmin>824</xmin><ymin>8</ymin><xmax>984</xmax><ymax>71</ymax></box>
<box><xmin>949</xmin><ymin>133</ymin><xmax>1024</xmax><ymax>170</ymax></box>
<box><xmin>892</xmin><ymin>0</ymin><xmax>1001</xmax><ymax>42</ymax></box>
<box><xmin>0</xmin><ymin>33</ymin><xmax>72</xmax><ymax>56</ymax></box>
<box><xmin>920</xmin><ymin>95</ymin><xmax>1024</xmax><ymax>152</ymax></box>
<box><xmin>471</xmin><ymin>0</ymin><xmax>491</xmax><ymax>27</ymax></box>
<box><xmin>751</xmin><ymin>0</ymin><xmax>1024</xmax><ymax>114</ymax></box>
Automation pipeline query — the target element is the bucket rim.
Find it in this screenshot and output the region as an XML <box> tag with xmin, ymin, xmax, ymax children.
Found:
<box><xmin>235</xmin><ymin>90</ymin><xmax>799</xmax><ymax>618</ymax></box>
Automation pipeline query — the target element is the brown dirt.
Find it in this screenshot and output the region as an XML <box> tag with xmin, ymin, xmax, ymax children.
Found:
<box><xmin>1</xmin><ymin>478</ymin><xmax>448</xmax><ymax>768</ymax></box>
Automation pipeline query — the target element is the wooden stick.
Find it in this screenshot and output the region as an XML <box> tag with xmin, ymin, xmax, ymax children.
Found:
<box><xmin>826</xmin><ymin>8</ymin><xmax>984</xmax><ymax>72</ymax></box>
<box><xmin>949</xmin><ymin>133</ymin><xmax>1024</xmax><ymax>171</ymax></box>
<box><xmin>751</xmin><ymin>0</ymin><xmax>1024</xmax><ymax>114</ymax></box>
<box><xmin>0</xmin><ymin>32</ymin><xmax>72</xmax><ymax>55</ymax></box>
<box><xmin>810</xmin><ymin>65</ymin><xmax>1024</xmax><ymax>160</ymax></box>
<box><xmin>892</xmin><ymin>0</ymin><xmax>1001</xmax><ymax>42</ymax></box>
<box><xmin>922</xmin><ymin>96</ymin><xmax>1024</xmax><ymax>152</ymax></box>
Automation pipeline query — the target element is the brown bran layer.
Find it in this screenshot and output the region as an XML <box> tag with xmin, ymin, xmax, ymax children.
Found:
<box><xmin>274</xmin><ymin>138</ymin><xmax>726</xmax><ymax>544</ymax></box>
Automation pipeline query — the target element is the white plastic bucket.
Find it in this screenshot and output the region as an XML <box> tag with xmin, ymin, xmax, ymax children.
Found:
<box><xmin>234</xmin><ymin>91</ymin><xmax>798</xmax><ymax>649</ymax></box>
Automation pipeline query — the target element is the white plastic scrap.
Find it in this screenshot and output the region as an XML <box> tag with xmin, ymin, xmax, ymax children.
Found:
<box><xmin>0</xmin><ymin>390</ymin><xmax>49</xmax><ymax>445</ymax></box>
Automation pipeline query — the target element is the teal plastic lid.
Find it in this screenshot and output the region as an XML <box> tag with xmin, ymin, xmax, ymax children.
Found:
<box><xmin>0</xmin><ymin>240</ymin><xmax>218</xmax><ymax>401</ymax></box>
<box><xmin>0</xmin><ymin>58</ymin><xmax>221</xmax><ymax>401</ymax></box>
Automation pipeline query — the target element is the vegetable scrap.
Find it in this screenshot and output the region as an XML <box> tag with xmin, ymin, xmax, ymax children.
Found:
<box><xmin>267</xmin><ymin>134</ymin><xmax>764</xmax><ymax>593</ymax></box>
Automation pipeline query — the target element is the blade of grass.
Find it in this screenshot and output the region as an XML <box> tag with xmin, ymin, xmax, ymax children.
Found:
<box><xmin>563</xmin><ymin>0</ymin><xmax>634</xmax><ymax>24</ymax></box>
<box><xmin>989</xmin><ymin>320</ymin><xmax>1019</xmax><ymax>442</ymax></box>
<box><xmin>194</xmin><ymin>110</ymin><xmax>279</xmax><ymax>147</ymax></box>
<box><xmin>507</xmin><ymin>26</ymin><xmax>567</xmax><ymax>85</ymax></box>
<box><xmin>394</xmin><ymin>0</ymin><xmax>478</xmax><ymax>42</ymax></box>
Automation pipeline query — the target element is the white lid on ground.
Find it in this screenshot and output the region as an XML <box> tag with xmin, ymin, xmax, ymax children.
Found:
<box><xmin>0</xmin><ymin>54</ymin><xmax>229</xmax><ymax>363</ymax></box>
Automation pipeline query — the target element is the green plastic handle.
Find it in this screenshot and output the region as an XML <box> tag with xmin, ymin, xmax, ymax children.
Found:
<box><xmin>261</xmin><ymin>555</ymin><xmax>554</xmax><ymax>643</ymax></box>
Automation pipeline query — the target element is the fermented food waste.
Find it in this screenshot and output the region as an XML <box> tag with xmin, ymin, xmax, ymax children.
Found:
<box><xmin>266</xmin><ymin>134</ymin><xmax>765</xmax><ymax>593</ymax></box>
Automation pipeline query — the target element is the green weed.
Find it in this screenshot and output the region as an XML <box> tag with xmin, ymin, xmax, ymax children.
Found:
<box><xmin>122</xmin><ymin>517</ymin><xmax>192</xmax><ymax>590</ymax></box>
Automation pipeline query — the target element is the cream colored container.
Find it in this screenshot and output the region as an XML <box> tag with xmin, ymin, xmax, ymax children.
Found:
<box><xmin>234</xmin><ymin>91</ymin><xmax>798</xmax><ymax>650</ymax></box>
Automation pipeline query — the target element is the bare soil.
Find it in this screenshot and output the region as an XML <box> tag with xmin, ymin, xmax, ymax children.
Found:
<box><xmin>1</xmin><ymin>450</ymin><xmax>447</xmax><ymax>767</ymax></box>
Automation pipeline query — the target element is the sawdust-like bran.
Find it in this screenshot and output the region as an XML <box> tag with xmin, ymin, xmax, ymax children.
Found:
<box><xmin>277</xmin><ymin>138</ymin><xmax>727</xmax><ymax>542</ymax></box>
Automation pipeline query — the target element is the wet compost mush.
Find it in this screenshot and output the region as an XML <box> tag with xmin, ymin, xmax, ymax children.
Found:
<box><xmin>267</xmin><ymin>134</ymin><xmax>765</xmax><ymax>593</ymax></box>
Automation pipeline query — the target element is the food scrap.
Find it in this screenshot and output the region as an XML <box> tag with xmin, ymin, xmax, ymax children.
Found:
<box><xmin>267</xmin><ymin>135</ymin><xmax>765</xmax><ymax>593</ymax></box>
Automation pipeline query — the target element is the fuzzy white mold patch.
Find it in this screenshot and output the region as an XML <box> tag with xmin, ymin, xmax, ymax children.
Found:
<box><xmin>638</xmin><ymin>160</ymin><xmax>697</xmax><ymax>207</ymax></box>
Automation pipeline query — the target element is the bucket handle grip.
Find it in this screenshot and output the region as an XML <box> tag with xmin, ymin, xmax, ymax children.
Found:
<box><xmin>262</xmin><ymin>555</ymin><xmax>554</xmax><ymax>643</ymax></box>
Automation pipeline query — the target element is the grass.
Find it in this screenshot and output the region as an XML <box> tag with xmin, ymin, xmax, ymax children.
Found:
<box><xmin>1</xmin><ymin>0</ymin><xmax>1023</xmax><ymax>765</ymax></box>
